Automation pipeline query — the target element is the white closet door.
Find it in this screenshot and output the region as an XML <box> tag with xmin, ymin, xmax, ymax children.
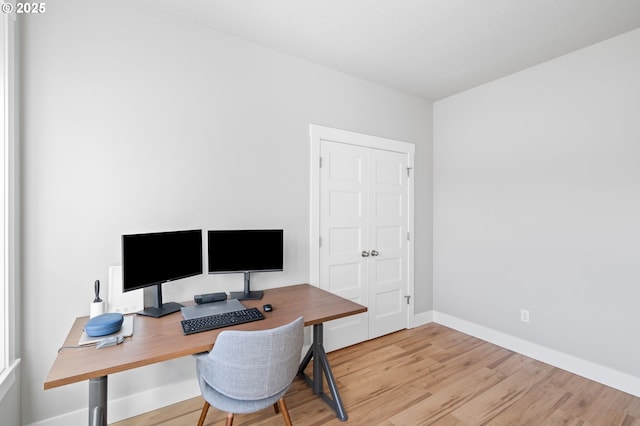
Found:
<box><xmin>319</xmin><ymin>139</ymin><xmax>409</xmax><ymax>352</ymax></box>
<box><xmin>319</xmin><ymin>141</ymin><xmax>369</xmax><ymax>351</ymax></box>
<box><xmin>368</xmin><ymin>148</ymin><xmax>408</xmax><ymax>338</ymax></box>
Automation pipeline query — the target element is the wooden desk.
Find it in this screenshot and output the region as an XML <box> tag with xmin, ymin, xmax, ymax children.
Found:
<box><xmin>45</xmin><ymin>284</ymin><xmax>366</xmax><ymax>425</ymax></box>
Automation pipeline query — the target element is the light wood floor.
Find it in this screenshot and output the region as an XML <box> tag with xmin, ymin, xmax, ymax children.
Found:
<box><xmin>112</xmin><ymin>323</ymin><xmax>640</xmax><ymax>425</ymax></box>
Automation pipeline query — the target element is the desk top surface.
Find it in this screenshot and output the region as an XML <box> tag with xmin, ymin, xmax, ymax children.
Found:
<box><xmin>44</xmin><ymin>283</ymin><xmax>366</xmax><ymax>390</ymax></box>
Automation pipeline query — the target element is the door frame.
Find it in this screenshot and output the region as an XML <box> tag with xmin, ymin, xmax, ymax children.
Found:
<box><xmin>309</xmin><ymin>124</ymin><xmax>416</xmax><ymax>329</ymax></box>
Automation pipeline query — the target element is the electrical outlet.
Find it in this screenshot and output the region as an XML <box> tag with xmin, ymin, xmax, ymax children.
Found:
<box><xmin>520</xmin><ymin>309</ymin><xmax>530</xmax><ymax>323</ymax></box>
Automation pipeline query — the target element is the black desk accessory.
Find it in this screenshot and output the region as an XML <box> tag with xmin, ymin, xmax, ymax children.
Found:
<box><xmin>94</xmin><ymin>280</ymin><xmax>102</xmax><ymax>303</ymax></box>
<box><xmin>194</xmin><ymin>292</ymin><xmax>227</xmax><ymax>305</ymax></box>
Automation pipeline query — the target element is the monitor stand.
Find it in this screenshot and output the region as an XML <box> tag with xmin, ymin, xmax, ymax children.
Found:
<box><xmin>230</xmin><ymin>272</ymin><xmax>263</xmax><ymax>300</ymax></box>
<box><xmin>137</xmin><ymin>284</ymin><xmax>183</xmax><ymax>318</ymax></box>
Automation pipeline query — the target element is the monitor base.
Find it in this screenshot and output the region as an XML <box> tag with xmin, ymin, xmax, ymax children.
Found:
<box><xmin>230</xmin><ymin>290</ymin><xmax>263</xmax><ymax>300</ymax></box>
<box><xmin>137</xmin><ymin>302</ymin><xmax>183</xmax><ymax>318</ymax></box>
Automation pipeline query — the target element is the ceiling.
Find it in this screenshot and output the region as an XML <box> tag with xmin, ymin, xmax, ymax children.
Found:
<box><xmin>137</xmin><ymin>0</ymin><xmax>640</xmax><ymax>100</ymax></box>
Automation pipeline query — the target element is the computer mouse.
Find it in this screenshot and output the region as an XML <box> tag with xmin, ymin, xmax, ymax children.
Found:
<box><xmin>263</xmin><ymin>304</ymin><xmax>273</xmax><ymax>312</ymax></box>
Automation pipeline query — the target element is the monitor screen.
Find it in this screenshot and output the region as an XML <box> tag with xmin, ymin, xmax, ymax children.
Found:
<box><xmin>208</xmin><ymin>229</ymin><xmax>284</xmax><ymax>274</ymax></box>
<box><xmin>122</xmin><ymin>229</ymin><xmax>203</xmax><ymax>292</ymax></box>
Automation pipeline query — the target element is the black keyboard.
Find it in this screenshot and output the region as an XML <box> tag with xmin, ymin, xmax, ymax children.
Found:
<box><xmin>181</xmin><ymin>308</ymin><xmax>265</xmax><ymax>335</ymax></box>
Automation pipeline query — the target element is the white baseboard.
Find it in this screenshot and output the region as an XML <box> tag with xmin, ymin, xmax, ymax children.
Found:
<box><xmin>27</xmin><ymin>378</ymin><xmax>200</xmax><ymax>426</ymax></box>
<box><xmin>412</xmin><ymin>310</ymin><xmax>434</xmax><ymax>328</ymax></box>
<box><xmin>433</xmin><ymin>311</ymin><xmax>640</xmax><ymax>398</ymax></box>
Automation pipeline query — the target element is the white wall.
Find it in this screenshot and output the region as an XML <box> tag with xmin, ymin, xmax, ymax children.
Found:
<box><xmin>21</xmin><ymin>0</ymin><xmax>432</xmax><ymax>423</ymax></box>
<box><xmin>434</xmin><ymin>28</ymin><xmax>640</xmax><ymax>379</ymax></box>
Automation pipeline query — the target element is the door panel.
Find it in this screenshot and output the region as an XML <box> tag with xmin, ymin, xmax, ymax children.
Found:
<box><xmin>375</xmin><ymin>193</ymin><xmax>402</xmax><ymax>218</ymax></box>
<box><xmin>376</xmin><ymin>257</ymin><xmax>403</xmax><ymax>283</ymax></box>
<box><xmin>327</xmin><ymin>262</ymin><xmax>362</xmax><ymax>293</ymax></box>
<box><xmin>368</xmin><ymin>149</ymin><xmax>408</xmax><ymax>339</ymax></box>
<box><xmin>375</xmin><ymin>288</ymin><xmax>403</xmax><ymax>317</ymax></box>
<box><xmin>376</xmin><ymin>225</ymin><xmax>403</xmax><ymax>251</ymax></box>
<box><xmin>320</xmin><ymin>141</ymin><xmax>369</xmax><ymax>351</ymax></box>
<box><xmin>328</xmin><ymin>226</ymin><xmax>361</xmax><ymax>255</ymax></box>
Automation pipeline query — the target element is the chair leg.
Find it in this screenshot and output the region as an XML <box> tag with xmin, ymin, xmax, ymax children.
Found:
<box><xmin>273</xmin><ymin>402</ymin><xmax>280</xmax><ymax>414</ymax></box>
<box><xmin>197</xmin><ymin>402</ymin><xmax>210</xmax><ymax>426</ymax></box>
<box><xmin>277</xmin><ymin>398</ymin><xmax>293</xmax><ymax>426</ymax></box>
<box><xmin>225</xmin><ymin>412</ymin><xmax>234</xmax><ymax>426</ymax></box>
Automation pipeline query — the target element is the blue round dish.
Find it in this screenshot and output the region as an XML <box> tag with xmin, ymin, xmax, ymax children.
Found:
<box><xmin>85</xmin><ymin>313</ymin><xmax>124</xmax><ymax>337</ymax></box>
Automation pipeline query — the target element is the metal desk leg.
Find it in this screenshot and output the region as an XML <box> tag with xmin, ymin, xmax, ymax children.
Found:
<box><xmin>298</xmin><ymin>323</ymin><xmax>348</xmax><ymax>421</ymax></box>
<box><xmin>88</xmin><ymin>376</ymin><xmax>107</xmax><ymax>426</ymax></box>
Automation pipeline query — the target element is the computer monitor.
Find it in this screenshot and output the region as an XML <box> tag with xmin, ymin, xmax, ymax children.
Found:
<box><xmin>122</xmin><ymin>229</ymin><xmax>203</xmax><ymax>317</ymax></box>
<box><xmin>207</xmin><ymin>229</ymin><xmax>284</xmax><ymax>300</ymax></box>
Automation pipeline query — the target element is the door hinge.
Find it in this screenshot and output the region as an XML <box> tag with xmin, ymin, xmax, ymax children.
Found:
<box><xmin>319</xmin><ymin>236</ymin><xmax>322</xmax><ymax>247</ymax></box>
<box><xmin>407</xmin><ymin>232</ymin><xmax>410</xmax><ymax>241</ymax></box>
<box><xmin>407</xmin><ymin>167</ymin><xmax>412</xmax><ymax>177</ymax></box>
<box><xmin>319</xmin><ymin>157</ymin><xmax>323</xmax><ymax>168</ymax></box>
<box><xmin>405</xmin><ymin>295</ymin><xmax>411</xmax><ymax>305</ymax></box>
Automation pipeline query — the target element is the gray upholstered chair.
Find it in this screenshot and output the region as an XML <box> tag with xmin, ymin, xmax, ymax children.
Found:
<box><xmin>194</xmin><ymin>316</ymin><xmax>304</xmax><ymax>426</ymax></box>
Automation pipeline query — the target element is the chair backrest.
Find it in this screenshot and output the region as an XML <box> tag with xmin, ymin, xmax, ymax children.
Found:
<box><xmin>199</xmin><ymin>316</ymin><xmax>304</xmax><ymax>401</ymax></box>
